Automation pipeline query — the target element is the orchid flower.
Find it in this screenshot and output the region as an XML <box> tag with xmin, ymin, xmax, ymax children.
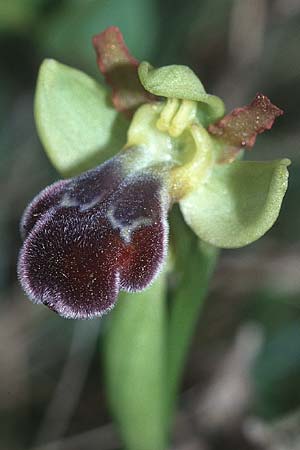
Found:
<box><xmin>18</xmin><ymin>27</ymin><xmax>289</xmax><ymax>319</ymax></box>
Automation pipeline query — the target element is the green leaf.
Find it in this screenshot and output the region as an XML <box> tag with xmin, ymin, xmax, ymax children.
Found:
<box><xmin>104</xmin><ymin>274</ymin><xmax>167</xmax><ymax>450</ymax></box>
<box><xmin>180</xmin><ymin>159</ymin><xmax>290</xmax><ymax>248</ymax></box>
<box><xmin>167</xmin><ymin>207</ymin><xmax>218</xmax><ymax>417</ymax></box>
<box><xmin>138</xmin><ymin>61</ymin><xmax>225</xmax><ymax>124</ymax></box>
<box><xmin>35</xmin><ymin>59</ymin><xmax>128</xmax><ymax>176</ymax></box>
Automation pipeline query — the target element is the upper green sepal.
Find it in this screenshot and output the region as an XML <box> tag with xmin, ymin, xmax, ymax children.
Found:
<box><xmin>138</xmin><ymin>61</ymin><xmax>225</xmax><ymax>125</ymax></box>
<box><xmin>34</xmin><ymin>59</ymin><xmax>128</xmax><ymax>176</ymax></box>
<box><xmin>179</xmin><ymin>159</ymin><xmax>290</xmax><ymax>248</ymax></box>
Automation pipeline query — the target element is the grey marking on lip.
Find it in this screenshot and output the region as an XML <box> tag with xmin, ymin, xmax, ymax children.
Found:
<box><xmin>107</xmin><ymin>206</ymin><xmax>152</xmax><ymax>244</ymax></box>
<box><xmin>60</xmin><ymin>193</ymin><xmax>103</xmax><ymax>211</ymax></box>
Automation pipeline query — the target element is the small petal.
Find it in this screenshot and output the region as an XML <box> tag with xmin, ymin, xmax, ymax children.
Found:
<box><xmin>93</xmin><ymin>26</ymin><xmax>154</xmax><ymax>118</ymax></box>
<box><xmin>180</xmin><ymin>159</ymin><xmax>290</xmax><ymax>248</ymax></box>
<box><xmin>208</xmin><ymin>93</ymin><xmax>283</xmax><ymax>162</ymax></box>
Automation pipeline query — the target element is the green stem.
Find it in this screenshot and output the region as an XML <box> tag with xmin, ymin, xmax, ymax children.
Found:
<box><xmin>167</xmin><ymin>209</ymin><xmax>218</xmax><ymax>418</ymax></box>
<box><xmin>104</xmin><ymin>273</ymin><xmax>167</xmax><ymax>450</ymax></box>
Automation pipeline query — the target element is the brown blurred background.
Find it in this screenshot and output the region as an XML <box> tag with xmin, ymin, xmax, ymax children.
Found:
<box><xmin>0</xmin><ymin>0</ymin><xmax>300</xmax><ymax>449</ymax></box>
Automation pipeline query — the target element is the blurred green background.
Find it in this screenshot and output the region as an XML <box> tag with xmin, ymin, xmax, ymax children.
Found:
<box><xmin>0</xmin><ymin>0</ymin><xmax>300</xmax><ymax>449</ymax></box>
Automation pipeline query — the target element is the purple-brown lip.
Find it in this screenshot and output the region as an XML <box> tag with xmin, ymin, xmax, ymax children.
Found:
<box><xmin>18</xmin><ymin>156</ymin><xmax>169</xmax><ymax>319</ymax></box>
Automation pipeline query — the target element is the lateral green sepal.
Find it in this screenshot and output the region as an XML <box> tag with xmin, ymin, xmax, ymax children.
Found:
<box><xmin>180</xmin><ymin>159</ymin><xmax>290</xmax><ymax>248</ymax></box>
<box><xmin>35</xmin><ymin>59</ymin><xmax>128</xmax><ymax>176</ymax></box>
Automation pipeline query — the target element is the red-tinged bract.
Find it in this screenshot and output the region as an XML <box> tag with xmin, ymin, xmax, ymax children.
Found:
<box><xmin>208</xmin><ymin>93</ymin><xmax>283</xmax><ymax>162</ymax></box>
<box><xmin>18</xmin><ymin>157</ymin><xmax>169</xmax><ymax>319</ymax></box>
<box><xmin>93</xmin><ymin>26</ymin><xmax>154</xmax><ymax>118</ymax></box>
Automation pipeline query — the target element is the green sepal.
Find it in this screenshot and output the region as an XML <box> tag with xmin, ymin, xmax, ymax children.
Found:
<box><xmin>34</xmin><ymin>59</ymin><xmax>128</xmax><ymax>177</ymax></box>
<box><xmin>104</xmin><ymin>274</ymin><xmax>167</xmax><ymax>450</ymax></box>
<box><xmin>138</xmin><ymin>61</ymin><xmax>225</xmax><ymax>124</ymax></box>
<box><xmin>180</xmin><ymin>159</ymin><xmax>290</xmax><ymax>248</ymax></box>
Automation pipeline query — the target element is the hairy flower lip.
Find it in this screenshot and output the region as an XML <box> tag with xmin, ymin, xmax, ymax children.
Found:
<box><xmin>18</xmin><ymin>208</ymin><xmax>121</xmax><ymax>319</ymax></box>
<box><xmin>18</xmin><ymin>158</ymin><xmax>169</xmax><ymax>319</ymax></box>
<box><xmin>20</xmin><ymin>179</ymin><xmax>68</xmax><ymax>240</ymax></box>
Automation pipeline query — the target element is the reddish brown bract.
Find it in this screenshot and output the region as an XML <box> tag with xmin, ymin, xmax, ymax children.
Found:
<box><xmin>93</xmin><ymin>26</ymin><xmax>154</xmax><ymax>118</ymax></box>
<box><xmin>208</xmin><ymin>93</ymin><xmax>283</xmax><ymax>162</ymax></box>
<box><xmin>18</xmin><ymin>156</ymin><xmax>169</xmax><ymax>319</ymax></box>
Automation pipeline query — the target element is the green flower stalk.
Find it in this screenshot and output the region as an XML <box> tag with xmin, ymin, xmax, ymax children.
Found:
<box><xmin>17</xmin><ymin>25</ymin><xmax>289</xmax><ymax>450</ymax></box>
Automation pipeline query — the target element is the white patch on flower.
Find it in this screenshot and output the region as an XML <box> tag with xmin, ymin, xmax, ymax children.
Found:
<box><xmin>107</xmin><ymin>206</ymin><xmax>152</xmax><ymax>244</ymax></box>
<box><xmin>60</xmin><ymin>193</ymin><xmax>79</xmax><ymax>208</ymax></box>
<box><xmin>60</xmin><ymin>193</ymin><xmax>103</xmax><ymax>211</ymax></box>
<box><xmin>79</xmin><ymin>196</ymin><xmax>104</xmax><ymax>211</ymax></box>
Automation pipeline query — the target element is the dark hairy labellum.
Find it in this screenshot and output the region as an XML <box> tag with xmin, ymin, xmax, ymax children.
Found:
<box><xmin>18</xmin><ymin>156</ymin><xmax>169</xmax><ymax>319</ymax></box>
